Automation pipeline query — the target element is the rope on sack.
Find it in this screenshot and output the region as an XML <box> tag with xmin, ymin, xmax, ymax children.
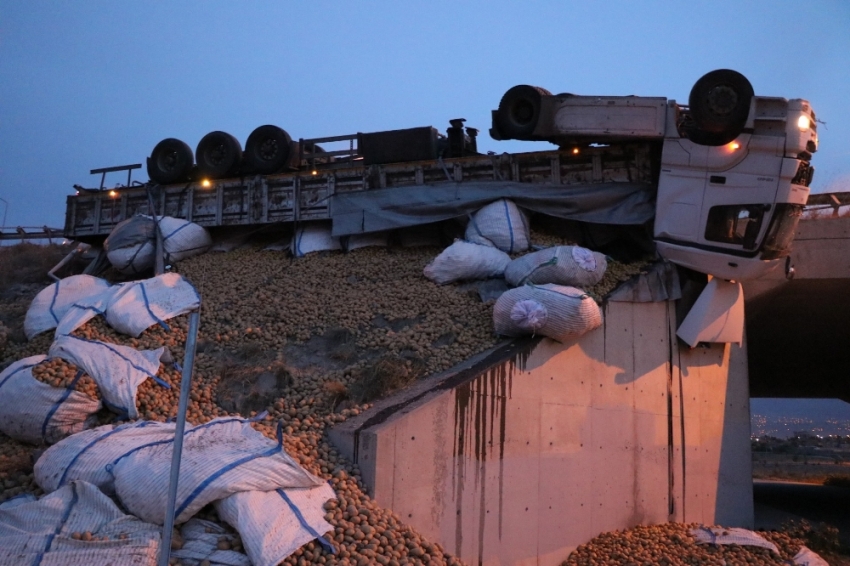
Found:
<box><xmin>57</xmin><ymin>421</ymin><xmax>154</xmax><ymax>488</ymax></box>
<box><xmin>40</xmin><ymin>369</ymin><xmax>86</xmax><ymax>442</ymax></box>
<box><xmin>173</xmin><ymin>419</ymin><xmax>284</xmax><ymax>520</ymax></box>
<box><xmin>62</xmin><ymin>335</ymin><xmax>171</xmax><ymax>389</ymax></box>
<box><xmin>138</xmin><ymin>281</ymin><xmax>171</xmax><ymax>332</ymax></box>
<box><xmin>277</xmin><ymin>489</ymin><xmax>336</xmax><ymax>554</ymax></box>
<box><xmin>106</xmin><ymin>414</ymin><xmax>270</xmax><ymax>474</ymax></box>
<box><xmin>518</xmin><ymin>256</ymin><xmax>558</xmax><ymax>286</ymax></box>
<box><xmin>502</xmin><ymin>200</ymin><xmax>516</xmax><ymax>254</ymax></box>
<box><xmin>33</xmin><ymin>482</ymin><xmax>79</xmax><ymax>566</ymax></box>
<box><xmin>0</xmin><ymin>361</ymin><xmax>41</xmax><ymax>391</ymax></box>
<box><xmin>48</xmin><ymin>281</ymin><xmax>62</xmax><ymax>324</ymax></box>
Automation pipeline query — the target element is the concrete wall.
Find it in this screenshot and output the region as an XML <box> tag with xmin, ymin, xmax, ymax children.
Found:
<box><xmin>330</xmin><ymin>300</ymin><xmax>752</xmax><ymax>566</ymax></box>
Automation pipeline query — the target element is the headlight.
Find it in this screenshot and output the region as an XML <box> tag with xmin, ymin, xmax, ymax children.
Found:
<box><xmin>797</xmin><ymin>115</ymin><xmax>811</xmax><ymax>131</ymax></box>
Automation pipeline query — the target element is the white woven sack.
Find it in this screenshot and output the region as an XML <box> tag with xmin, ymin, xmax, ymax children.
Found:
<box><xmin>505</xmin><ymin>246</ymin><xmax>607</xmax><ymax>287</ymax></box>
<box><xmin>35</xmin><ymin>420</ymin><xmax>174</xmax><ymax>494</ymax></box>
<box><xmin>215</xmin><ymin>484</ymin><xmax>336</xmax><ymax>566</ymax></box>
<box><xmin>53</xmin><ymin>285</ymin><xmax>125</xmax><ymax>338</ymax></box>
<box><xmin>105</xmin><ymin>273</ymin><xmax>200</xmax><ymax>337</ymax></box>
<box><xmin>465</xmin><ymin>199</ymin><xmax>530</xmax><ymax>253</ymax></box>
<box><xmin>49</xmin><ymin>335</ymin><xmax>165</xmax><ymax>420</ymax></box>
<box><xmin>291</xmin><ymin>223</ymin><xmax>341</xmax><ymax>257</ymax></box>
<box><xmin>423</xmin><ymin>240</ymin><xmax>511</xmax><ymax>285</ymax></box>
<box><xmin>106</xmin><ymin>215</ymin><xmax>211</xmax><ymax>274</ymax></box>
<box><xmin>0</xmin><ymin>355</ymin><xmax>101</xmax><ymax>445</ymax></box>
<box><xmin>691</xmin><ymin>527</ymin><xmax>779</xmax><ymax>553</ymax></box>
<box><xmin>24</xmin><ymin>275</ymin><xmax>112</xmax><ymax>339</ymax></box>
<box><xmin>108</xmin><ymin>242</ymin><xmax>156</xmax><ymax>275</ymax></box>
<box><xmin>159</xmin><ymin>216</ymin><xmax>213</xmax><ymax>263</ymax></box>
<box><xmin>793</xmin><ymin>546</ymin><xmax>829</xmax><ymax>566</ymax></box>
<box><xmin>34</xmin><ymin>417</ymin><xmax>262</xmax><ymax>496</ymax></box>
<box><xmin>493</xmin><ymin>284</ymin><xmax>602</xmax><ymax>342</ymax></box>
<box><xmin>171</xmin><ymin>518</ymin><xmax>251</xmax><ymax>566</ymax></box>
<box><xmin>0</xmin><ymin>481</ymin><xmax>161</xmax><ymax>566</ymax></box>
<box><xmin>107</xmin><ymin>233</ymin><xmax>157</xmax><ymax>275</ymax></box>
<box><xmin>111</xmin><ymin>419</ymin><xmax>324</xmax><ymax>525</ymax></box>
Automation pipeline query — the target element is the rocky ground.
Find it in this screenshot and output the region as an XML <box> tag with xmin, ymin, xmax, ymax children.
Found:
<box><xmin>0</xmin><ymin>235</ymin><xmax>846</xmax><ymax>566</ymax></box>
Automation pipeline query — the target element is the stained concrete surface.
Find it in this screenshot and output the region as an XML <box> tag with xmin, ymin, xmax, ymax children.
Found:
<box><xmin>331</xmin><ymin>300</ymin><xmax>754</xmax><ymax>565</ymax></box>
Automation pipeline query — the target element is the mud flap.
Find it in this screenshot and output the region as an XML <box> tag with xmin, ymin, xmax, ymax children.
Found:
<box><xmin>676</xmin><ymin>278</ymin><xmax>744</xmax><ymax>347</ymax></box>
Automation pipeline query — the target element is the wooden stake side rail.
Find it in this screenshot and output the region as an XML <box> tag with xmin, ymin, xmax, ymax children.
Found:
<box><xmin>64</xmin><ymin>145</ymin><xmax>656</xmax><ymax>240</ymax></box>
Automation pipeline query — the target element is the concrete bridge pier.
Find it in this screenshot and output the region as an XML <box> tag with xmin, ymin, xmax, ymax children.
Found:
<box><xmin>331</xmin><ymin>299</ymin><xmax>753</xmax><ymax>565</ymax></box>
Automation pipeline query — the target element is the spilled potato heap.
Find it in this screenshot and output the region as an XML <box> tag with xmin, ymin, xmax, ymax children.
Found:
<box><xmin>3</xmin><ymin>239</ymin><xmax>825</xmax><ymax>566</ymax></box>
<box><xmin>562</xmin><ymin>523</ymin><xmax>812</xmax><ymax>566</ymax></box>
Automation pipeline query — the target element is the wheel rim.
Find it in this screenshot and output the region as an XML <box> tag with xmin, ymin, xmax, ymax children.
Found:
<box><xmin>705</xmin><ymin>85</ymin><xmax>739</xmax><ymax>117</ymax></box>
<box><xmin>157</xmin><ymin>150</ymin><xmax>178</xmax><ymax>172</ymax></box>
<box><xmin>208</xmin><ymin>144</ymin><xmax>229</xmax><ymax>166</ymax></box>
<box><xmin>511</xmin><ymin>100</ymin><xmax>535</xmax><ymax>125</ymax></box>
<box><xmin>258</xmin><ymin>138</ymin><xmax>278</xmax><ymax>161</ymax></box>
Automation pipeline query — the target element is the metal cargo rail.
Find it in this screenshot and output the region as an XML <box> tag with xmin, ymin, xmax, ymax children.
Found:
<box><xmin>64</xmin><ymin>145</ymin><xmax>655</xmax><ymax>241</ymax></box>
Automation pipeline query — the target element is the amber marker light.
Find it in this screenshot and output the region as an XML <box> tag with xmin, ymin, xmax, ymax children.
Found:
<box><xmin>201</xmin><ymin>179</ymin><xmax>212</xmax><ymax>188</ymax></box>
<box><xmin>729</xmin><ymin>142</ymin><xmax>740</xmax><ymax>150</ymax></box>
<box><xmin>797</xmin><ymin>115</ymin><xmax>811</xmax><ymax>131</ymax></box>
<box><xmin>572</xmin><ymin>148</ymin><xmax>580</xmax><ymax>154</ymax></box>
<box><xmin>312</xmin><ymin>170</ymin><xmax>318</xmax><ymax>176</ymax></box>
<box><xmin>109</xmin><ymin>190</ymin><xmax>118</xmax><ymax>198</ymax></box>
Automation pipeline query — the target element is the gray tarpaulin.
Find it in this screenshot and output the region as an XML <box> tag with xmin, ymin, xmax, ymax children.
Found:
<box><xmin>330</xmin><ymin>181</ymin><xmax>655</xmax><ymax>237</ymax></box>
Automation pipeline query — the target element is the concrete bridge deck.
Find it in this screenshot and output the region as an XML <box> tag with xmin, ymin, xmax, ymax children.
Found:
<box><xmin>745</xmin><ymin>212</ymin><xmax>850</xmax><ymax>402</ymax></box>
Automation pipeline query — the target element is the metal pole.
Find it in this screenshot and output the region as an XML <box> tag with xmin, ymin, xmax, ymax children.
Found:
<box><xmin>155</xmin><ymin>223</ymin><xmax>165</xmax><ymax>275</ymax></box>
<box><xmin>158</xmin><ymin>309</ymin><xmax>200</xmax><ymax>566</ymax></box>
<box><xmin>146</xmin><ymin>185</ymin><xmax>165</xmax><ymax>275</ymax></box>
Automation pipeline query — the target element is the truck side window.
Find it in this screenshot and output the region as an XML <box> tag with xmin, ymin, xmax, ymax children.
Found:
<box><xmin>704</xmin><ymin>205</ymin><xmax>766</xmax><ymax>248</ymax></box>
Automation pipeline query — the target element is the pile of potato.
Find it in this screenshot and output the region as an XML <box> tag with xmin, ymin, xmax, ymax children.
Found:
<box><xmin>562</xmin><ymin>523</ymin><xmax>810</xmax><ymax>566</ymax></box>
<box><xmin>31</xmin><ymin>358</ymin><xmax>100</xmax><ymax>400</ymax></box>
<box><xmin>0</xmin><ymin>233</ymin><xmax>664</xmax><ymax>565</ymax></box>
<box><xmin>0</xmin><ymin>432</ymin><xmax>41</xmax><ymax>501</ymax></box>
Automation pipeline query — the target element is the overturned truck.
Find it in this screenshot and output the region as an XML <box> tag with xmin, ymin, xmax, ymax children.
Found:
<box><xmin>66</xmin><ymin>69</ymin><xmax>817</xmax><ymax>285</ymax></box>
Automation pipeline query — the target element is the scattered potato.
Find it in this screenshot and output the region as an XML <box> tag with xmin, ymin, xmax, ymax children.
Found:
<box><xmin>2</xmin><ymin>239</ymin><xmax>805</xmax><ymax>566</ymax></box>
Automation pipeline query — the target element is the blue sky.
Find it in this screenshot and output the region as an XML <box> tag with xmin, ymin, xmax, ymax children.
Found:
<box><xmin>1</xmin><ymin>1</ymin><xmax>848</xmax><ymax>228</ymax></box>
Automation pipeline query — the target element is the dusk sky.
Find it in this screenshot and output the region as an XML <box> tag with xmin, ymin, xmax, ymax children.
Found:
<box><xmin>1</xmin><ymin>1</ymin><xmax>848</xmax><ymax>229</ymax></box>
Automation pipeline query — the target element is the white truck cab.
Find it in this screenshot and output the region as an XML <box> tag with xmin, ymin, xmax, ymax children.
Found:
<box><xmin>490</xmin><ymin>70</ymin><xmax>818</xmax><ymax>281</ymax></box>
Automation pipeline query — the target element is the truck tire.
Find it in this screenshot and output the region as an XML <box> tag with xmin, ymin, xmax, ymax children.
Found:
<box><xmin>245</xmin><ymin>125</ymin><xmax>292</xmax><ymax>174</ymax></box>
<box><xmin>495</xmin><ymin>85</ymin><xmax>552</xmax><ymax>139</ymax></box>
<box><xmin>147</xmin><ymin>138</ymin><xmax>194</xmax><ymax>185</ymax></box>
<box><xmin>196</xmin><ymin>131</ymin><xmax>243</xmax><ymax>179</ymax></box>
<box><xmin>689</xmin><ymin>69</ymin><xmax>753</xmax><ymax>139</ymax></box>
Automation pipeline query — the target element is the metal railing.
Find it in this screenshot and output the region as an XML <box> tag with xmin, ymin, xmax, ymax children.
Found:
<box><xmin>0</xmin><ymin>226</ymin><xmax>65</xmax><ymax>242</ymax></box>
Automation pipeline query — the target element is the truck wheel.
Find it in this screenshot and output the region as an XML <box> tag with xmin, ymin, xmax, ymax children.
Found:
<box><xmin>147</xmin><ymin>138</ymin><xmax>193</xmax><ymax>185</ymax></box>
<box><xmin>196</xmin><ymin>131</ymin><xmax>243</xmax><ymax>179</ymax></box>
<box><xmin>495</xmin><ymin>85</ymin><xmax>552</xmax><ymax>139</ymax></box>
<box><xmin>245</xmin><ymin>125</ymin><xmax>292</xmax><ymax>174</ymax></box>
<box><xmin>689</xmin><ymin>69</ymin><xmax>753</xmax><ymax>137</ymax></box>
